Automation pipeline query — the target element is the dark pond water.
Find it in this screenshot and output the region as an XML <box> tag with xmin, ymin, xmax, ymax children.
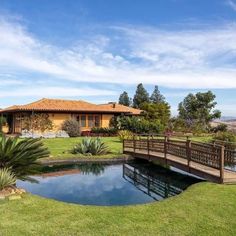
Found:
<box><xmin>17</xmin><ymin>160</ymin><xmax>201</xmax><ymax>206</ymax></box>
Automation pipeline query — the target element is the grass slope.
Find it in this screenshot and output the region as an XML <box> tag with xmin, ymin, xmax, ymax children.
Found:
<box><xmin>0</xmin><ymin>183</ymin><xmax>236</xmax><ymax>235</ymax></box>
<box><xmin>42</xmin><ymin>136</ymin><xmax>214</xmax><ymax>160</ymax></box>
<box><xmin>42</xmin><ymin>137</ymin><xmax>123</xmax><ymax>160</ymax></box>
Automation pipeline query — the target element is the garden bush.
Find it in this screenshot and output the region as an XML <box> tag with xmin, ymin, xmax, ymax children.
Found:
<box><xmin>118</xmin><ymin>130</ymin><xmax>135</xmax><ymax>141</ymax></box>
<box><xmin>0</xmin><ymin>168</ymin><xmax>16</xmax><ymax>191</ymax></box>
<box><xmin>213</xmin><ymin>132</ymin><xmax>236</xmax><ymax>151</ymax></box>
<box><xmin>110</xmin><ymin>116</ymin><xmax>163</xmax><ymax>134</ymax></box>
<box><xmin>71</xmin><ymin>137</ymin><xmax>109</xmax><ymax>156</ymax></box>
<box><xmin>61</xmin><ymin>119</ymin><xmax>80</xmax><ymax>137</ymax></box>
<box><xmin>91</xmin><ymin>127</ymin><xmax>118</xmax><ymax>136</ymax></box>
<box><xmin>23</xmin><ymin>113</ymin><xmax>53</xmax><ymax>133</ymax></box>
<box><xmin>0</xmin><ymin>116</ymin><xmax>7</xmax><ymax>133</ymax></box>
<box><xmin>211</xmin><ymin>124</ymin><xmax>228</xmax><ymax>133</ymax></box>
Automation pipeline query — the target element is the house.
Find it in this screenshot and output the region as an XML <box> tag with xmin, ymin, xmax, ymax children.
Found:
<box><xmin>0</xmin><ymin>98</ymin><xmax>141</xmax><ymax>134</ymax></box>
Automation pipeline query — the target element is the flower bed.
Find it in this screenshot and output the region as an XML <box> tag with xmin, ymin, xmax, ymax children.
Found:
<box><xmin>81</xmin><ymin>128</ymin><xmax>118</xmax><ymax>137</ymax></box>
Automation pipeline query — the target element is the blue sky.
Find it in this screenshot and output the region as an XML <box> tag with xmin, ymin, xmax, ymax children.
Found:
<box><xmin>0</xmin><ymin>0</ymin><xmax>236</xmax><ymax>116</ymax></box>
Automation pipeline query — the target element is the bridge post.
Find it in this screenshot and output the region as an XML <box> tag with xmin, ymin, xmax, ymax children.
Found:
<box><xmin>187</xmin><ymin>139</ymin><xmax>191</xmax><ymax>172</ymax></box>
<box><xmin>122</xmin><ymin>139</ymin><xmax>125</xmax><ymax>153</ymax></box>
<box><xmin>164</xmin><ymin>136</ymin><xmax>168</xmax><ymax>166</ymax></box>
<box><xmin>147</xmin><ymin>135</ymin><xmax>150</xmax><ymax>161</ymax></box>
<box><xmin>133</xmin><ymin>135</ymin><xmax>136</xmax><ymax>154</ymax></box>
<box><xmin>220</xmin><ymin>145</ymin><xmax>225</xmax><ymax>183</ymax></box>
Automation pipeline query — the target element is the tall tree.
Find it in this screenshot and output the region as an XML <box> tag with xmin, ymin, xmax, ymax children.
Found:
<box><xmin>133</xmin><ymin>83</ymin><xmax>150</xmax><ymax>108</ymax></box>
<box><xmin>118</xmin><ymin>91</ymin><xmax>131</xmax><ymax>106</ymax></box>
<box><xmin>141</xmin><ymin>102</ymin><xmax>171</xmax><ymax>126</ymax></box>
<box><xmin>178</xmin><ymin>91</ymin><xmax>221</xmax><ymax>129</ymax></box>
<box><xmin>150</xmin><ymin>85</ymin><xmax>165</xmax><ymax>103</ymax></box>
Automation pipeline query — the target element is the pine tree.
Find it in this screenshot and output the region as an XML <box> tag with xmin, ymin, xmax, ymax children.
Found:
<box><xmin>118</xmin><ymin>91</ymin><xmax>131</xmax><ymax>106</ymax></box>
<box><xmin>150</xmin><ymin>85</ymin><xmax>165</xmax><ymax>104</ymax></box>
<box><xmin>133</xmin><ymin>83</ymin><xmax>149</xmax><ymax>108</ymax></box>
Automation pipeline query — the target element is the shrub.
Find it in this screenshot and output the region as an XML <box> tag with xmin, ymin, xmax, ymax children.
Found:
<box><xmin>91</xmin><ymin>127</ymin><xmax>117</xmax><ymax>136</ymax></box>
<box><xmin>110</xmin><ymin>116</ymin><xmax>163</xmax><ymax>134</ymax></box>
<box><xmin>0</xmin><ymin>116</ymin><xmax>7</xmax><ymax>133</ymax></box>
<box><xmin>61</xmin><ymin>119</ymin><xmax>80</xmax><ymax>137</ymax></box>
<box><xmin>71</xmin><ymin>137</ymin><xmax>109</xmax><ymax>156</ymax></box>
<box><xmin>118</xmin><ymin>130</ymin><xmax>135</xmax><ymax>141</ymax></box>
<box><xmin>0</xmin><ymin>134</ymin><xmax>49</xmax><ymax>181</ymax></box>
<box><xmin>211</xmin><ymin>124</ymin><xmax>228</xmax><ymax>133</ymax></box>
<box><xmin>0</xmin><ymin>168</ymin><xmax>16</xmax><ymax>191</ymax></box>
<box><xmin>213</xmin><ymin>131</ymin><xmax>236</xmax><ymax>151</ymax></box>
<box><xmin>23</xmin><ymin>113</ymin><xmax>53</xmax><ymax>133</ymax></box>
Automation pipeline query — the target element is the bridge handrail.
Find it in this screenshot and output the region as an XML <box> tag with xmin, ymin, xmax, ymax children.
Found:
<box><xmin>123</xmin><ymin>135</ymin><xmax>227</xmax><ymax>183</ymax></box>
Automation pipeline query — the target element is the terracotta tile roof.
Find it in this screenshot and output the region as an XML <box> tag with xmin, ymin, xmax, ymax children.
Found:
<box><xmin>0</xmin><ymin>98</ymin><xmax>141</xmax><ymax>115</ymax></box>
<box><xmin>97</xmin><ymin>103</ymin><xmax>141</xmax><ymax>115</ymax></box>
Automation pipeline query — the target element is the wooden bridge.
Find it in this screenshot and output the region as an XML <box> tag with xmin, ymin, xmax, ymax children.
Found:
<box><xmin>123</xmin><ymin>136</ymin><xmax>236</xmax><ymax>184</ymax></box>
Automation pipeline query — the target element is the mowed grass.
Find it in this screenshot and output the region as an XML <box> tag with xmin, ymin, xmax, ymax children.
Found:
<box><xmin>41</xmin><ymin>136</ymin><xmax>215</xmax><ymax>160</ymax></box>
<box><xmin>1</xmin><ymin>182</ymin><xmax>236</xmax><ymax>236</ymax></box>
<box><xmin>42</xmin><ymin>137</ymin><xmax>123</xmax><ymax>160</ymax></box>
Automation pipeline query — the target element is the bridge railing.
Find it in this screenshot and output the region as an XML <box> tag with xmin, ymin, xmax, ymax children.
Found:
<box><xmin>123</xmin><ymin>136</ymin><xmax>228</xmax><ymax>182</ymax></box>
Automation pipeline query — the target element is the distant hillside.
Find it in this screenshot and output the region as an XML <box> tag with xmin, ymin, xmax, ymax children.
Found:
<box><xmin>220</xmin><ymin>116</ymin><xmax>236</xmax><ymax>122</ymax></box>
<box><xmin>211</xmin><ymin>119</ymin><xmax>236</xmax><ymax>132</ymax></box>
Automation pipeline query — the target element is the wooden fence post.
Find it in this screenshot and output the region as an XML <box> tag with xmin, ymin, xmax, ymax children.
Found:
<box><xmin>164</xmin><ymin>136</ymin><xmax>168</xmax><ymax>166</ymax></box>
<box><xmin>147</xmin><ymin>135</ymin><xmax>150</xmax><ymax>161</ymax></box>
<box><xmin>123</xmin><ymin>139</ymin><xmax>125</xmax><ymax>153</ymax></box>
<box><xmin>220</xmin><ymin>145</ymin><xmax>225</xmax><ymax>183</ymax></box>
<box><xmin>133</xmin><ymin>135</ymin><xmax>136</xmax><ymax>153</ymax></box>
<box><xmin>187</xmin><ymin>139</ymin><xmax>192</xmax><ymax>172</ymax></box>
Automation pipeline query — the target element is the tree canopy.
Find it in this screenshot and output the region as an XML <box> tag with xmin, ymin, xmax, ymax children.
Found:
<box><xmin>133</xmin><ymin>83</ymin><xmax>150</xmax><ymax>108</ymax></box>
<box><xmin>150</xmin><ymin>85</ymin><xmax>165</xmax><ymax>104</ymax></box>
<box><xmin>141</xmin><ymin>102</ymin><xmax>171</xmax><ymax>126</ymax></box>
<box><xmin>178</xmin><ymin>91</ymin><xmax>221</xmax><ymax>130</ymax></box>
<box><xmin>118</xmin><ymin>91</ymin><xmax>131</xmax><ymax>106</ymax></box>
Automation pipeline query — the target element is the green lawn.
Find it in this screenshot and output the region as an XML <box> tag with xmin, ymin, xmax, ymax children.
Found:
<box><xmin>41</xmin><ymin>136</ymin><xmax>214</xmax><ymax>160</ymax></box>
<box><xmin>1</xmin><ymin>182</ymin><xmax>236</xmax><ymax>235</ymax></box>
<box><xmin>189</xmin><ymin>135</ymin><xmax>213</xmax><ymax>143</ymax></box>
<box><xmin>43</xmin><ymin>136</ymin><xmax>215</xmax><ymax>160</ymax></box>
<box><xmin>42</xmin><ymin>137</ymin><xmax>123</xmax><ymax>160</ymax></box>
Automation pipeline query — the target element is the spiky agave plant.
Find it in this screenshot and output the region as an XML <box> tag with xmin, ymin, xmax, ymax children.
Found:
<box><xmin>89</xmin><ymin>138</ymin><xmax>109</xmax><ymax>155</ymax></box>
<box><xmin>0</xmin><ymin>134</ymin><xmax>50</xmax><ymax>181</ymax></box>
<box><xmin>0</xmin><ymin>168</ymin><xmax>16</xmax><ymax>190</ymax></box>
<box><xmin>71</xmin><ymin>137</ymin><xmax>109</xmax><ymax>156</ymax></box>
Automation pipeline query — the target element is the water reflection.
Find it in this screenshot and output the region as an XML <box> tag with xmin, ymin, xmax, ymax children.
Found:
<box><xmin>123</xmin><ymin>162</ymin><xmax>199</xmax><ymax>200</ymax></box>
<box><xmin>41</xmin><ymin>163</ymin><xmax>105</xmax><ymax>177</ymax></box>
<box><xmin>17</xmin><ymin>161</ymin><xmax>201</xmax><ymax>206</ymax></box>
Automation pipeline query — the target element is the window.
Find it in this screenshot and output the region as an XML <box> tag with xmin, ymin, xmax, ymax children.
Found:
<box><xmin>80</xmin><ymin>115</ymin><xmax>86</xmax><ymax>127</ymax></box>
<box><xmin>88</xmin><ymin>115</ymin><xmax>94</xmax><ymax>127</ymax></box>
<box><xmin>76</xmin><ymin>114</ymin><xmax>101</xmax><ymax>128</ymax></box>
<box><xmin>95</xmin><ymin>115</ymin><xmax>101</xmax><ymax>127</ymax></box>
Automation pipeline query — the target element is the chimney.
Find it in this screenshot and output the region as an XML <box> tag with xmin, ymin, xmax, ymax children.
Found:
<box><xmin>108</xmin><ymin>102</ymin><xmax>116</xmax><ymax>108</ymax></box>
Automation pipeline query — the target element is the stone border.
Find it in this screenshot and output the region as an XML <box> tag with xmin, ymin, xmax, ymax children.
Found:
<box><xmin>40</xmin><ymin>156</ymin><xmax>134</xmax><ymax>166</ymax></box>
<box><xmin>0</xmin><ymin>188</ymin><xmax>26</xmax><ymax>201</ymax></box>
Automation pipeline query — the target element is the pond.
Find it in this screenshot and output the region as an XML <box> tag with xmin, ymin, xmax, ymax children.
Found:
<box><xmin>17</xmin><ymin>160</ymin><xmax>201</xmax><ymax>206</ymax></box>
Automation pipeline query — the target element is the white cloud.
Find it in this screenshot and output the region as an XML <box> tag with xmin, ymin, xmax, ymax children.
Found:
<box><xmin>0</xmin><ymin>17</ymin><xmax>236</xmax><ymax>89</ymax></box>
<box><xmin>0</xmin><ymin>78</ymin><xmax>23</xmax><ymax>86</ymax></box>
<box><xmin>0</xmin><ymin>86</ymin><xmax>117</xmax><ymax>98</ymax></box>
<box><xmin>227</xmin><ymin>0</ymin><xmax>236</xmax><ymax>11</ymax></box>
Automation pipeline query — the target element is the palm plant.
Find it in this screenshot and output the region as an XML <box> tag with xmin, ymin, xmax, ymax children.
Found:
<box><xmin>71</xmin><ymin>137</ymin><xmax>109</xmax><ymax>156</ymax></box>
<box><xmin>0</xmin><ymin>134</ymin><xmax>50</xmax><ymax>181</ymax></box>
<box><xmin>0</xmin><ymin>168</ymin><xmax>16</xmax><ymax>190</ymax></box>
